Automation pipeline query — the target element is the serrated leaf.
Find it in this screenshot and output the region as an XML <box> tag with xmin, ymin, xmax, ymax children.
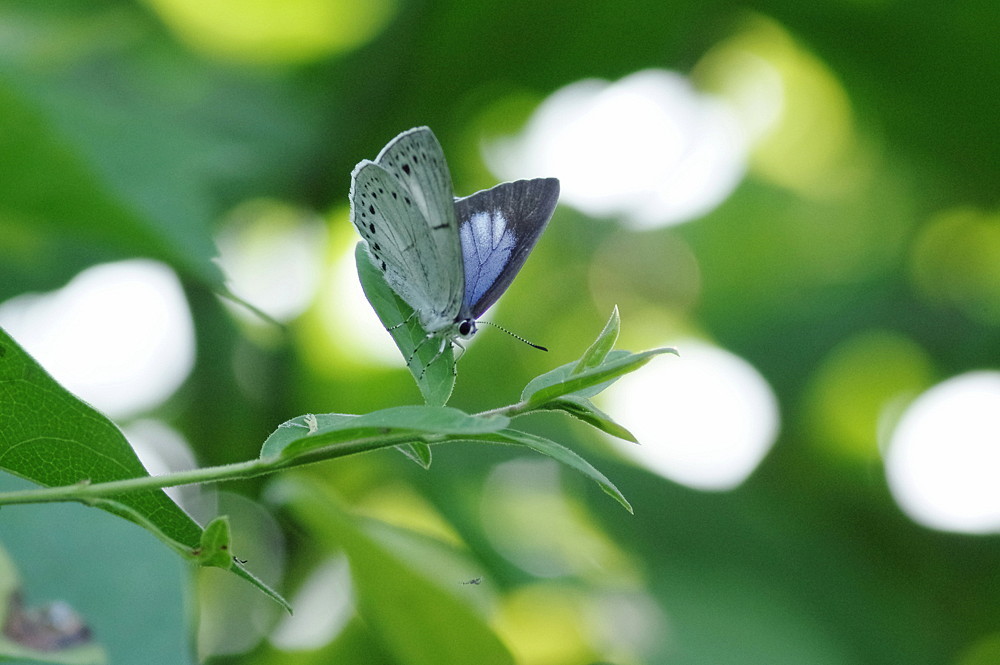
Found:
<box><xmin>572</xmin><ymin>306</ymin><xmax>620</xmax><ymax>374</ymax></box>
<box><xmin>540</xmin><ymin>395</ymin><xmax>639</xmax><ymax>443</ymax></box>
<box><xmin>479</xmin><ymin>429</ymin><xmax>632</xmax><ymax>513</ymax></box>
<box><xmin>0</xmin><ymin>328</ymin><xmax>288</xmax><ymax>609</ymax></box>
<box><xmin>260</xmin><ymin>406</ymin><xmax>510</xmax><ymax>459</ymax></box>
<box><xmin>356</xmin><ymin>244</ymin><xmax>456</xmax><ymax>406</ymax></box>
<box><xmin>521</xmin><ymin>347</ymin><xmax>676</xmax><ymax>407</ymax></box>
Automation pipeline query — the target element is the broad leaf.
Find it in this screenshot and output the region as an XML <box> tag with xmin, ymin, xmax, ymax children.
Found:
<box><xmin>0</xmin><ymin>328</ymin><xmax>288</xmax><ymax>609</ymax></box>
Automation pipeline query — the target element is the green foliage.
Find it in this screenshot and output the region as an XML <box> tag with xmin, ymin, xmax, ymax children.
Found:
<box><xmin>0</xmin><ymin>0</ymin><xmax>997</xmax><ymax>662</ymax></box>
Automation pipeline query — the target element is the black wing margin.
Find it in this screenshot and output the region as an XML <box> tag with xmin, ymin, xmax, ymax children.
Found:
<box><xmin>454</xmin><ymin>177</ymin><xmax>559</xmax><ymax>319</ymax></box>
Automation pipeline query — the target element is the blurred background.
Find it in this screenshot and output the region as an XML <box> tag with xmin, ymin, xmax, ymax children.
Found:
<box><xmin>1</xmin><ymin>0</ymin><xmax>998</xmax><ymax>663</ymax></box>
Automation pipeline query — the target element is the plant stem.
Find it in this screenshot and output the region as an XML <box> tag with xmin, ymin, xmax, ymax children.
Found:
<box><xmin>0</xmin><ymin>431</ymin><xmax>425</xmax><ymax>507</ymax></box>
<box><xmin>0</xmin><ymin>458</ymin><xmax>271</xmax><ymax>507</ymax></box>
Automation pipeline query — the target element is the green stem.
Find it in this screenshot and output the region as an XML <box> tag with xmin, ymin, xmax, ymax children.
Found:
<box><xmin>475</xmin><ymin>399</ymin><xmax>533</xmax><ymax>419</ymax></box>
<box><xmin>0</xmin><ymin>431</ymin><xmax>426</xmax><ymax>507</ymax></box>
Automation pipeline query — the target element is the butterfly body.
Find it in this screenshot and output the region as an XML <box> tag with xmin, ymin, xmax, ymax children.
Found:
<box><xmin>350</xmin><ymin>127</ymin><xmax>559</xmax><ymax>360</ymax></box>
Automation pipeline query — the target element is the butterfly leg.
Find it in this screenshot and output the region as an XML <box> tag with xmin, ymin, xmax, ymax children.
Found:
<box><xmin>406</xmin><ymin>332</ymin><xmax>433</xmax><ymax>370</ymax></box>
<box><xmin>387</xmin><ymin>310</ymin><xmax>418</xmax><ymax>331</ymax></box>
<box><xmin>417</xmin><ymin>335</ymin><xmax>452</xmax><ymax>379</ymax></box>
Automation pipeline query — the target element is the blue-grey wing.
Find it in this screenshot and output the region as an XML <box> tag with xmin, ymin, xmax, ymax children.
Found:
<box><xmin>454</xmin><ymin>178</ymin><xmax>559</xmax><ymax>319</ymax></box>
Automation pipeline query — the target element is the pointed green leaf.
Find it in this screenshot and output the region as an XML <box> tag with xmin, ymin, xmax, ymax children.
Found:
<box><xmin>356</xmin><ymin>244</ymin><xmax>456</xmax><ymax>406</ymax></box>
<box><xmin>397</xmin><ymin>441</ymin><xmax>433</xmax><ymax>469</ymax></box>
<box><xmin>0</xmin><ymin>327</ymin><xmax>202</xmax><ymax>550</ymax></box>
<box><xmin>521</xmin><ymin>347</ymin><xmax>676</xmax><ymax>407</ymax></box>
<box><xmin>572</xmin><ymin>306</ymin><xmax>620</xmax><ymax>374</ymax></box>
<box><xmin>260</xmin><ymin>406</ymin><xmax>510</xmax><ymax>459</ymax></box>
<box><xmin>481</xmin><ymin>429</ymin><xmax>632</xmax><ymax>513</ymax></box>
<box><xmin>540</xmin><ymin>395</ymin><xmax>639</xmax><ymax>443</ymax></box>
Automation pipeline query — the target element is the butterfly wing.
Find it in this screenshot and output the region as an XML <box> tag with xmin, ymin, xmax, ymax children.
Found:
<box><xmin>454</xmin><ymin>177</ymin><xmax>560</xmax><ymax>319</ymax></box>
<box><xmin>349</xmin><ymin>127</ymin><xmax>465</xmax><ymax>333</ymax></box>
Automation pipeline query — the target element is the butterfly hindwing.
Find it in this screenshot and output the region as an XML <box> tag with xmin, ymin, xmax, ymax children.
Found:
<box><xmin>455</xmin><ymin>178</ymin><xmax>560</xmax><ymax>319</ymax></box>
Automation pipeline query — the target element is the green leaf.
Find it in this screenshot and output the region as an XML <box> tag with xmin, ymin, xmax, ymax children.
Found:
<box><xmin>0</xmin><ymin>328</ymin><xmax>288</xmax><ymax>609</ymax></box>
<box><xmin>278</xmin><ymin>478</ymin><xmax>516</xmax><ymax>665</ymax></box>
<box><xmin>572</xmin><ymin>306</ymin><xmax>620</xmax><ymax>374</ymax></box>
<box><xmin>397</xmin><ymin>441</ymin><xmax>433</xmax><ymax>469</ymax></box>
<box><xmin>0</xmin><ymin>75</ymin><xmax>224</xmax><ymax>293</ymax></box>
<box><xmin>260</xmin><ymin>406</ymin><xmax>511</xmax><ymax>459</ymax></box>
<box><xmin>478</xmin><ymin>429</ymin><xmax>633</xmax><ymax>513</ymax></box>
<box><xmin>539</xmin><ymin>395</ymin><xmax>639</xmax><ymax>443</ymax></box>
<box><xmin>356</xmin><ymin>243</ymin><xmax>456</xmax><ymax>406</ymax></box>
<box><xmin>192</xmin><ymin>516</ymin><xmax>236</xmax><ymax>569</ymax></box>
<box><xmin>521</xmin><ymin>347</ymin><xmax>677</xmax><ymax>407</ymax></box>
<box><xmin>0</xmin><ymin>327</ymin><xmax>202</xmax><ymax>551</ymax></box>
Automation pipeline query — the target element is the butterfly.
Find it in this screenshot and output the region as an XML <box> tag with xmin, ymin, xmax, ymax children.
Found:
<box><xmin>349</xmin><ymin>126</ymin><xmax>559</xmax><ymax>365</ymax></box>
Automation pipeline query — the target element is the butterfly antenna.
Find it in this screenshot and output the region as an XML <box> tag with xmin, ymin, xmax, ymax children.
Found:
<box><xmin>478</xmin><ymin>321</ymin><xmax>548</xmax><ymax>352</ymax></box>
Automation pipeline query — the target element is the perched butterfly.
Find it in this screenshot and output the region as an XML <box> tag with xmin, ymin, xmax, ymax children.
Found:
<box><xmin>349</xmin><ymin>126</ymin><xmax>559</xmax><ymax>365</ymax></box>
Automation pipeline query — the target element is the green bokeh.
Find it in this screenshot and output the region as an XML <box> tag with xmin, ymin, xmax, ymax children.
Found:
<box><xmin>1</xmin><ymin>0</ymin><xmax>998</xmax><ymax>663</ymax></box>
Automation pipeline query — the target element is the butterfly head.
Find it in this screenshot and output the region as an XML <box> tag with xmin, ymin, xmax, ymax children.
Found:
<box><xmin>456</xmin><ymin>317</ymin><xmax>477</xmax><ymax>339</ymax></box>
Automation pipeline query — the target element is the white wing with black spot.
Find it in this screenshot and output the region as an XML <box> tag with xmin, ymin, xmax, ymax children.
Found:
<box><xmin>349</xmin><ymin>127</ymin><xmax>465</xmax><ymax>333</ymax></box>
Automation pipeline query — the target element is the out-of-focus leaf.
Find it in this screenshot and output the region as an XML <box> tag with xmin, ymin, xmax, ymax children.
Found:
<box><xmin>278</xmin><ymin>478</ymin><xmax>516</xmax><ymax>665</ymax></box>
<box><xmin>0</xmin><ymin>76</ymin><xmax>222</xmax><ymax>290</ymax></box>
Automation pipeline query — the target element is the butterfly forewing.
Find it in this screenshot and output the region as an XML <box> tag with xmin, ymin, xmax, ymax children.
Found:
<box><xmin>374</xmin><ymin>127</ymin><xmax>465</xmax><ymax>321</ymax></box>
<box><xmin>455</xmin><ymin>177</ymin><xmax>560</xmax><ymax>319</ymax></box>
<box><xmin>350</xmin><ymin>160</ymin><xmax>457</xmax><ymax>332</ymax></box>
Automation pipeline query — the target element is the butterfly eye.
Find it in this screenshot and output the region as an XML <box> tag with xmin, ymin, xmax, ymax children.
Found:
<box><xmin>458</xmin><ymin>320</ymin><xmax>475</xmax><ymax>337</ymax></box>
